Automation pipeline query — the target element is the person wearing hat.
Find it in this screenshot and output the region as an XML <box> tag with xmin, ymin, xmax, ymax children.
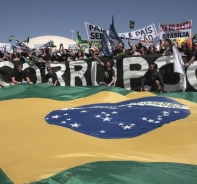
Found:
<box><xmin>83</xmin><ymin>47</ymin><xmax>95</xmax><ymax>59</ymax></box>
<box><xmin>93</xmin><ymin>55</ymin><xmax>115</xmax><ymax>86</ymax></box>
<box><xmin>83</xmin><ymin>42</ymin><xmax>100</xmax><ymax>59</ymax></box>
<box><xmin>184</xmin><ymin>43</ymin><xmax>197</xmax><ymax>67</ymax></box>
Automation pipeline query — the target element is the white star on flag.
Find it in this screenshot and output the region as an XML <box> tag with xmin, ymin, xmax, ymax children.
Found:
<box><xmin>63</xmin><ymin>113</ymin><xmax>68</xmax><ymax>116</ymax></box>
<box><xmin>174</xmin><ymin>111</ymin><xmax>179</xmax><ymax>113</ymax></box>
<box><xmin>70</xmin><ymin>123</ymin><xmax>81</xmax><ymax>128</ymax></box>
<box><xmin>105</xmin><ymin>114</ymin><xmax>111</xmax><ymax>116</ymax></box>
<box><xmin>142</xmin><ymin>117</ymin><xmax>147</xmax><ymax>120</ymax></box>
<box><xmin>95</xmin><ymin>115</ymin><xmax>101</xmax><ymax>118</ymax></box>
<box><xmin>67</xmin><ymin>118</ymin><xmax>71</xmax><ymax>121</ymax></box>
<box><xmin>157</xmin><ymin>118</ymin><xmax>162</xmax><ymax>120</ymax></box>
<box><xmin>101</xmin><ymin>112</ymin><xmax>106</xmax><ymax>114</ymax></box>
<box><xmin>51</xmin><ymin>115</ymin><xmax>60</xmax><ymax>119</ymax></box>
<box><xmin>154</xmin><ymin>121</ymin><xmax>160</xmax><ymax>124</ymax></box>
<box><xmin>119</xmin><ymin>123</ymin><xmax>124</xmax><ymax>126</ymax></box>
<box><xmin>102</xmin><ymin>117</ymin><xmax>112</xmax><ymax>121</ymax></box>
<box><xmin>111</xmin><ymin>111</ymin><xmax>118</xmax><ymax>114</ymax></box>
<box><xmin>148</xmin><ymin>119</ymin><xmax>154</xmax><ymax>123</ymax></box>
<box><xmin>100</xmin><ymin>130</ymin><xmax>106</xmax><ymax>133</ymax></box>
<box><xmin>61</xmin><ymin>121</ymin><xmax>66</xmax><ymax>124</ymax></box>
<box><xmin>130</xmin><ymin>123</ymin><xmax>135</xmax><ymax>127</ymax></box>
<box><xmin>123</xmin><ymin>125</ymin><xmax>132</xmax><ymax>130</ymax></box>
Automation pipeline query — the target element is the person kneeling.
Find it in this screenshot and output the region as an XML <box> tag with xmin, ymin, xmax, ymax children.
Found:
<box><xmin>140</xmin><ymin>63</ymin><xmax>164</xmax><ymax>93</ymax></box>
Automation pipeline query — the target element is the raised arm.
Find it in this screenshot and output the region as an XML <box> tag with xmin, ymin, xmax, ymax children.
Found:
<box><xmin>128</xmin><ymin>32</ymin><xmax>132</xmax><ymax>48</ymax></box>
<box><xmin>3</xmin><ymin>45</ymin><xmax>6</xmax><ymax>54</ymax></box>
<box><xmin>59</xmin><ymin>43</ymin><xmax>62</xmax><ymax>53</ymax></box>
<box><xmin>93</xmin><ymin>55</ymin><xmax>104</xmax><ymax>66</ymax></box>
<box><xmin>50</xmin><ymin>47</ymin><xmax>53</xmax><ymax>58</ymax></box>
<box><xmin>78</xmin><ymin>44</ymin><xmax>84</xmax><ymax>55</ymax></box>
<box><xmin>91</xmin><ymin>44</ymin><xmax>99</xmax><ymax>52</ymax></box>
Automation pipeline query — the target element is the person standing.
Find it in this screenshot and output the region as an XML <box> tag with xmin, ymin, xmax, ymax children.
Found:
<box><xmin>184</xmin><ymin>43</ymin><xmax>197</xmax><ymax>67</ymax></box>
<box><xmin>178</xmin><ymin>42</ymin><xmax>193</xmax><ymax>63</ymax></box>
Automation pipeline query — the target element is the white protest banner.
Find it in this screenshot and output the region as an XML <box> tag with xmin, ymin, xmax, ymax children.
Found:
<box><xmin>84</xmin><ymin>22</ymin><xmax>105</xmax><ymax>41</ymax></box>
<box><xmin>0</xmin><ymin>43</ymin><xmax>11</xmax><ymax>52</ymax></box>
<box><xmin>84</xmin><ymin>22</ymin><xmax>158</xmax><ymax>42</ymax></box>
<box><xmin>68</xmin><ymin>44</ymin><xmax>80</xmax><ymax>52</ymax></box>
<box><xmin>118</xmin><ymin>23</ymin><xmax>158</xmax><ymax>42</ymax></box>
<box><xmin>159</xmin><ymin>20</ymin><xmax>192</xmax><ymax>48</ymax></box>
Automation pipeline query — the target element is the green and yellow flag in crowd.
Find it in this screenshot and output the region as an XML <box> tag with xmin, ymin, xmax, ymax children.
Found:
<box><xmin>129</xmin><ymin>20</ymin><xmax>135</xmax><ymax>29</ymax></box>
<box><xmin>0</xmin><ymin>84</ymin><xmax>197</xmax><ymax>184</ymax></box>
<box><xmin>76</xmin><ymin>31</ymin><xmax>82</xmax><ymax>44</ymax></box>
<box><xmin>8</xmin><ymin>35</ymin><xmax>14</xmax><ymax>42</ymax></box>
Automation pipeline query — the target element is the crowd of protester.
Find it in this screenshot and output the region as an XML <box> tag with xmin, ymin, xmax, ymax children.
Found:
<box><xmin>0</xmin><ymin>34</ymin><xmax>197</xmax><ymax>91</ymax></box>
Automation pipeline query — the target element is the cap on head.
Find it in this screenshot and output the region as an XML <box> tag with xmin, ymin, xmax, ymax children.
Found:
<box><xmin>89</xmin><ymin>48</ymin><xmax>95</xmax><ymax>52</ymax></box>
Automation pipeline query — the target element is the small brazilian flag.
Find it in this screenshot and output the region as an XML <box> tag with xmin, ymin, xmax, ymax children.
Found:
<box><xmin>76</xmin><ymin>31</ymin><xmax>82</xmax><ymax>44</ymax></box>
<box><xmin>129</xmin><ymin>21</ymin><xmax>135</xmax><ymax>29</ymax></box>
<box><xmin>8</xmin><ymin>35</ymin><xmax>14</xmax><ymax>42</ymax></box>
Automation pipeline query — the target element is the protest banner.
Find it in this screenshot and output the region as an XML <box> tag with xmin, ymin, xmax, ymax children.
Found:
<box><xmin>84</xmin><ymin>22</ymin><xmax>158</xmax><ymax>43</ymax></box>
<box><xmin>159</xmin><ymin>20</ymin><xmax>192</xmax><ymax>48</ymax></box>
<box><xmin>0</xmin><ymin>43</ymin><xmax>11</xmax><ymax>52</ymax></box>
<box><xmin>1</xmin><ymin>56</ymin><xmax>197</xmax><ymax>92</ymax></box>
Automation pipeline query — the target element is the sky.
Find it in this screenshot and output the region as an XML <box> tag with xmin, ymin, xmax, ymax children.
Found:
<box><xmin>1</xmin><ymin>0</ymin><xmax>197</xmax><ymax>45</ymax></box>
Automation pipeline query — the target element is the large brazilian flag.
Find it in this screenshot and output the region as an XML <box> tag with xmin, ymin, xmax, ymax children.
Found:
<box><xmin>0</xmin><ymin>84</ymin><xmax>197</xmax><ymax>184</ymax></box>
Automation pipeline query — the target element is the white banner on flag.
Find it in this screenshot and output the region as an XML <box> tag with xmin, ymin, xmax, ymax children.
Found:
<box><xmin>84</xmin><ymin>22</ymin><xmax>158</xmax><ymax>42</ymax></box>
